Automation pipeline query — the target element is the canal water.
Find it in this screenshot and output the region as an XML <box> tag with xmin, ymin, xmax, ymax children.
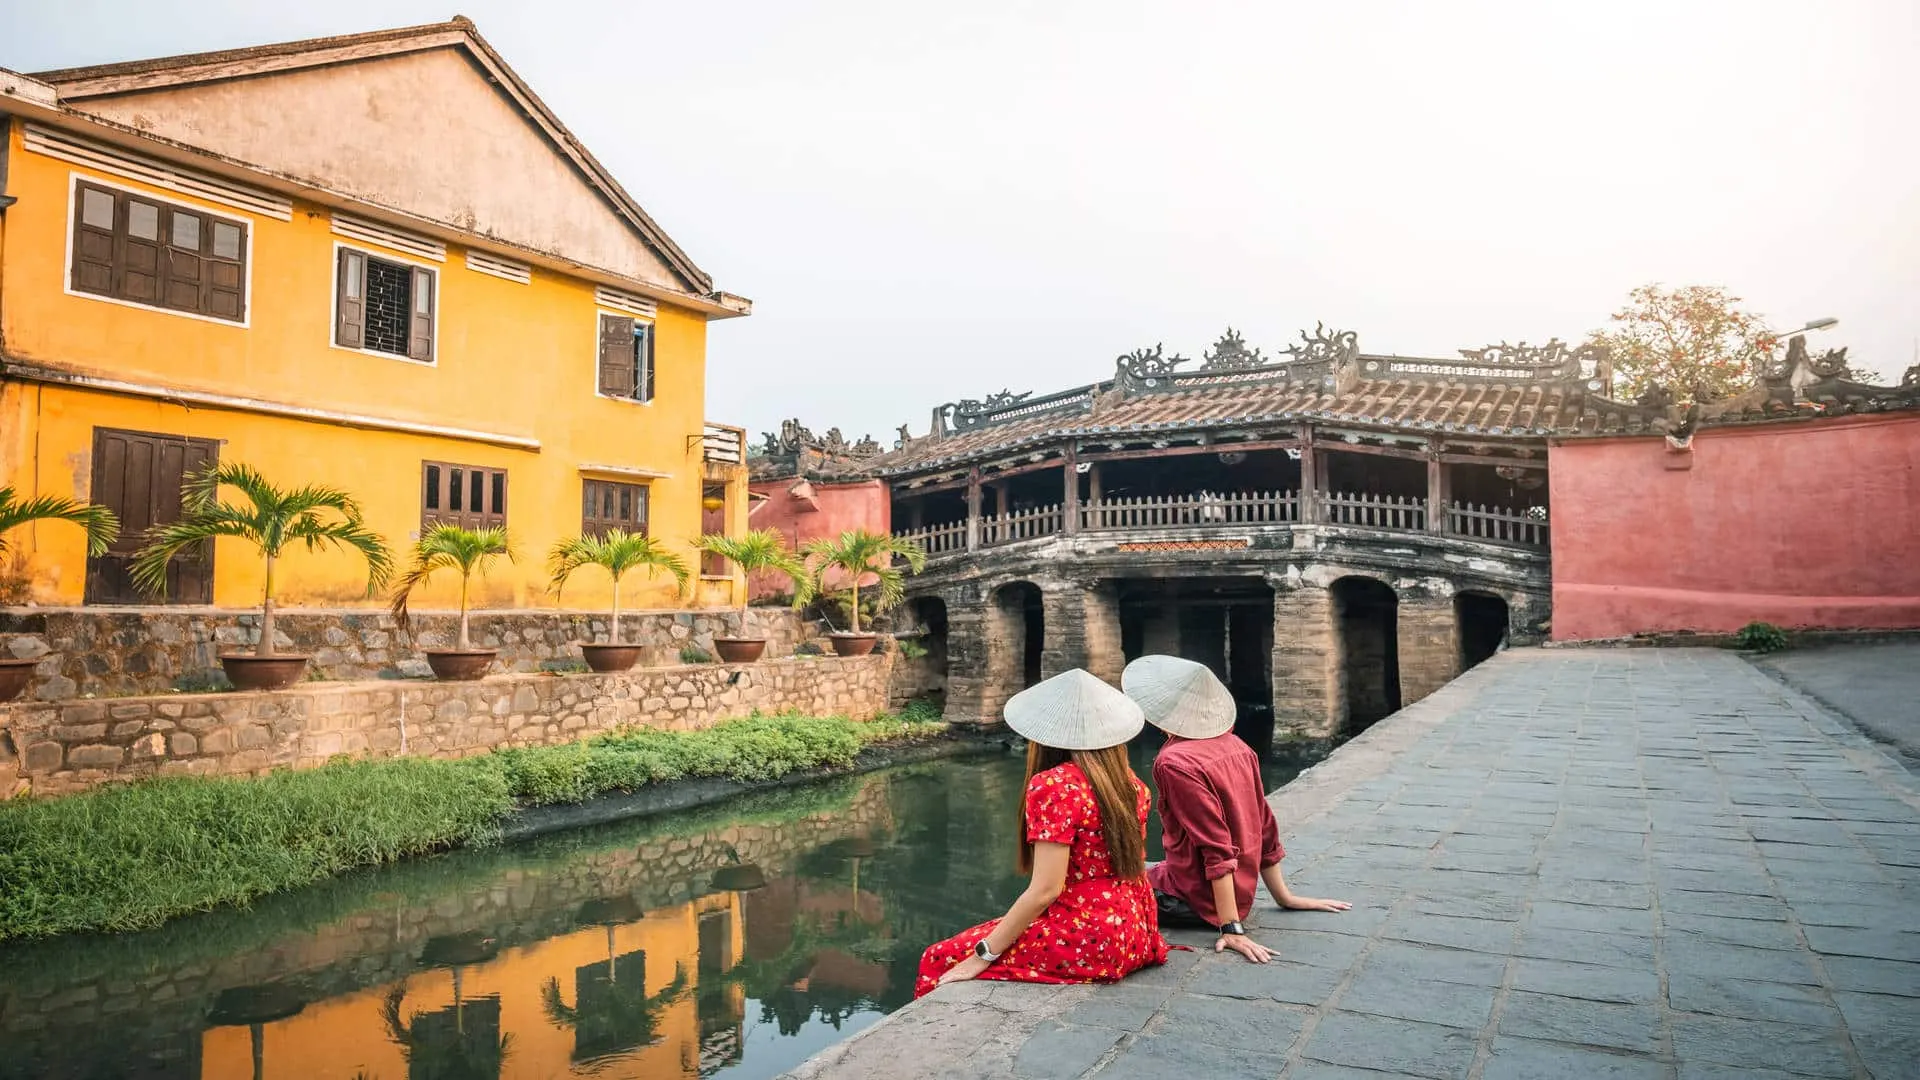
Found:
<box><xmin>0</xmin><ymin>737</ymin><xmax>1320</xmax><ymax>1080</ymax></box>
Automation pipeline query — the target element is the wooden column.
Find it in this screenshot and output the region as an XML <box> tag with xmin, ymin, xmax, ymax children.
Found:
<box><xmin>1426</xmin><ymin>439</ymin><xmax>1449</xmax><ymax>534</ymax></box>
<box><xmin>965</xmin><ymin>467</ymin><xmax>982</xmax><ymax>551</ymax></box>
<box><xmin>1298</xmin><ymin>423</ymin><xmax>1320</xmax><ymax>524</ymax></box>
<box><xmin>1086</xmin><ymin>463</ymin><xmax>1103</xmax><ymax>530</ymax></box>
<box><xmin>1063</xmin><ymin>447</ymin><xmax>1081</xmax><ymax>535</ymax></box>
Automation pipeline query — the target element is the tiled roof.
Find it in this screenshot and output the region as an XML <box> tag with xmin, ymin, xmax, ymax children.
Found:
<box><xmin>854</xmin><ymin>328</ymin><xmax>1920</xmax><ymax>478</ymax></box>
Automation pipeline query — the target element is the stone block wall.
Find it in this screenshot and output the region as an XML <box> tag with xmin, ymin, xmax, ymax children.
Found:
<box><xmin>0</xmin><ymin>654</ymin><xmax>891</xmax><ymax>798</ymax></box>
<box><xmin>1397</xmin><ymin>593</ymin><xmax>1462</xmax><ymax>706</ymax></box>
<box><xmin>1272</xmin><ymin>584</ymin><xmax>1338</xmax><ymax>736</ymax></box>
<box><xmin>0</xmin><ymin>606</ymin><xmax>811</xmax><ymax>701</ymax></box>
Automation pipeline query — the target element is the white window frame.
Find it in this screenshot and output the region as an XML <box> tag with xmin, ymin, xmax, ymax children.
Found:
<box><xmin>592</xmin><ymin>306</ymin><xmax>656</xmax><ymax>407</ymax></box>
<box><xmin>329</xmin><ymin>239</ymin><xmax>440</xmax><ymax>367</ymax></box>
<box><xmin>62</xmin><ymin>171</ymin><xmax>257</xmax><ymax>329</ymax></box>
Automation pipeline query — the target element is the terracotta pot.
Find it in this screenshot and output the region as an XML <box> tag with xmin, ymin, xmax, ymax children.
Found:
<box><xmin>425</xmin><ymin>649</ymin><xmax>496</xmax><ymax>681</ymax></box>
<box><xmin>828</xmin><ymin>633</ymin><xmax>879</xmax><ymax>657</ymax></box>
<box><xmin>220</xmin><ymin>654</ymin><xmax>312</xmax><ymax>692</ymax></box>
<box><xmin>579</xmin><ymin>643</ymin><xmax>644</xmax><ymax>673</ymax></box>
<box><xmin>0</xmin><ymin>658</ymin><xmax>39</xmax><ymax>703</ymax></box>
<box><xmin>712</xmin><ymin>637</ymin><xmax>768</xmax><ymax>663</ymax></box>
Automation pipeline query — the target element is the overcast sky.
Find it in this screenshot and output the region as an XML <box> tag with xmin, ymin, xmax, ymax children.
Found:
<box><xmin>7</xmin><ymin>1</ymin><xmax>1917</xmax><ymax>444</ymax></box>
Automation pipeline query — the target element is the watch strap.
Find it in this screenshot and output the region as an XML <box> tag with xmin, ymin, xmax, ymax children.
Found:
<box><xmin>974</xmin><ymin>939</ymin><xmax>1001</xmax><ymax>962</ymax></box>
<box><xmin>1218</xmin><ymin>921</ymin><xmax>1246</xmax><ymax>936</ymax></box>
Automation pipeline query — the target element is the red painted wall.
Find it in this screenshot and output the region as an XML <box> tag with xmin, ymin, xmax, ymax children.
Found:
<box><xmin>1548</xmin><ymin>414</ymin><xmax>1920</xmax><ymax>640</ymax></box>
<box><xmin>746</xmin><ymin>478</ymin><xmax>891</xmax><ymax>600</ymax></box>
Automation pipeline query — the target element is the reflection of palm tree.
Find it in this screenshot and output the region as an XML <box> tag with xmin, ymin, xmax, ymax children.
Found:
<box><xmin>540</xmin><ymin>963</ymin><xmax>689</xmax><ymax>1067</ymax></box>
<box><xmin>380</xmin><ymin>985</ymin><xmax>512</xmax><ymax>1080</ymax></box>
<box><xmin>207</xmin><ymin>983</ymin><xmax>306</xmax><ymax>1080</ymax></box>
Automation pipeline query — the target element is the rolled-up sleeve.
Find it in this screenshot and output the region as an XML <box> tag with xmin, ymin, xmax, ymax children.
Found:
<box><xmin>1258</xmin><ymin>796</ymin><xmax>1286</xmax><ymax>868</ymax></box>
<box><xmin>1158</xmin><ymin>762</ymin><xmax>1239</xmax><ymax>880</ymax></box>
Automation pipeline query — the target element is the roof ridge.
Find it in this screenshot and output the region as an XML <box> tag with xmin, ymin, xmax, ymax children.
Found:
<box><xmin>31</xmin><ymin>18</ymin><xmax>470</xmax><ymax>83</ymax></box>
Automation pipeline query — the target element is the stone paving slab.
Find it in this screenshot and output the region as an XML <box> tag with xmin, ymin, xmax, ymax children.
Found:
<box><xmin>782</xmin><ymin>648</ymin><xmax>1920</xmax><ymax>1080</ymax></box>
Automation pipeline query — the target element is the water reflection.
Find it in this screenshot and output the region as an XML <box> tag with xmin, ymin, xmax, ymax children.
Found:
<box><xmin>0</xmin><ymin>740</ymin><xmax>1320</xmax><ymax>1080</ymax></box>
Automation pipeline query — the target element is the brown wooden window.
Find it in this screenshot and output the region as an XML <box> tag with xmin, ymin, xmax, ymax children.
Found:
<box><xmin>582</xmin><ymin>478</ymin><xmax>649</xmax><ymax>537</ymax></box>
<box><xmin>70</xmin><ymin>180</ymin><xmax>247</xmax><ymax>321</ymax></box>
<box><xmin>422</xmin><ymin>461</ymin><xmax>506</xmax><ymax>530</ymax></box>
<box><xmin>596</xmin><ymin>313</ymin><xmax>655</xmax><ymax>402</ymax></box>
<box><xmin>337</xmin><ymin>248</ymin><xmax>435</xmax><ymax>362</ymax></box>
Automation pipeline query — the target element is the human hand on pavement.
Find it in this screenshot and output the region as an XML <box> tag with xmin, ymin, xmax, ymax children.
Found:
<box><xmin>1215</xmin><ymin>932</ymin><xmax>1273</xmax><ymax>963</ymax></box>
<box><xmin>1280</xmin><ymin>895</ymin><xmax>1353</xmax><ymax>912</ymax></box>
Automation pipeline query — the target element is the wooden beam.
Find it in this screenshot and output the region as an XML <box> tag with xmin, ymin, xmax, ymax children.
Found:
<box><xmin>1438</xmin><ymin>453</ymin><xmax>1546</xmax><ymax>470</ymax></box>
<box><xmin>1298</xmin><ymin>424</ymin><xmax>1319</xmax><ymax>524</ymax></box>
<box><xmin>1314</xmin><ymin>441</ymin><xmax>1428</xmax><ymax>463</ymax></box>
<box><xmin>1076</xmin><ymin>437</ymin><xmax>1299</xmax><ymax>466</ymax></box>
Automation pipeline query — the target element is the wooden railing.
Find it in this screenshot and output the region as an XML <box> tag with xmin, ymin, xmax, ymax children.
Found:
<box><xmin>983</xmin><ymin>504</ymin><xmax>1065</xmax><ymax>546</ymax></box>
<box><xmin>1081</xmin><ymin>491</ymin><xmax>1301</xmax><ymax>531</ymax></box>
<box><xmin>894</xmin><ymin>490</ymin><xmax>1549</xmax><ymax>557</ymax></box>
<box><xmin>1321</xmin><ymin>490</ymin><xmax>1428</xmax><ymax>532</ymax></box>
<box><xmin>1448</xmin><ymin>501</ymin><xmax>1549</xmax><ymax>547</ymax></box>
<box><xmin>894</xmin><ymin>520</ymin><xmax>968</xmax><ymax>557</ymax></box>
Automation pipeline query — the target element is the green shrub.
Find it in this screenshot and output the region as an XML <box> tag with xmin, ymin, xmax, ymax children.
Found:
<box><xmin>0</xmin><ymin>709</ymin><xmax>946</xmax><ymax>941</ymax></box>
<box><xmin>0</xmin><ymin>757</ymin><xmax>512</xmax><ymax>941</ymax></box>
<box><xmin>679</xmin><ymin>644</ymin><xmax>714</xmax><ymax>664</ymax></box>
<box><xmin>895</xmin><ymin>637</ymin><xmax>929</xmax><ymax>660</ymax></box>
<box><xmin>1733</xmin><ymin>621</ymin><xmax>1789</xmax><ymax>653</ymax></box>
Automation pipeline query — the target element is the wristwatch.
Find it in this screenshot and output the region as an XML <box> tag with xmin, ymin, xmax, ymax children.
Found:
<box><xmin>974</xmin><ymin>939</ymin><xmax>1001</xmax><ymax>962</ymax></box>
<box><xmin>1218</xmin><ymin>921</ymin><xmax>1246</xmax><ymax>936</ymax></box>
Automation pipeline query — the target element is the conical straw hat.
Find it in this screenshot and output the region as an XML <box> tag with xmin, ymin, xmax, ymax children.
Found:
<box><xmin>1003</xmin><ymin>669</ymin><xmax>1144</xmax><ymax>751</ymax></box>
<box><xmin>1123</xmin><ymin>655</ymin><xmax>1236</xmax><ymax>739</ymax></box>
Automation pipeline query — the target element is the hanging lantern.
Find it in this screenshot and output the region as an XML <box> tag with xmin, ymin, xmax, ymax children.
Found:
<box><xmin>702</xmin><ymin>494</ymin><xmax>726</xmax><ymax>512</ymax></box>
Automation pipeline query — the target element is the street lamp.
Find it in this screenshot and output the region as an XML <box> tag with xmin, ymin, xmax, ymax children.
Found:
<box><xmin>1787</xmin><ymin>317</ymin><xmax>1839</xmax><ymax>334</ymax></box>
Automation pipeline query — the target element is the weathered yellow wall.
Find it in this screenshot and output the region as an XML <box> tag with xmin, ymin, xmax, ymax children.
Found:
<box><xmin>0</xmin><ymin>119</ymin><xmax>745</xmax><ymax>611</ymax></box>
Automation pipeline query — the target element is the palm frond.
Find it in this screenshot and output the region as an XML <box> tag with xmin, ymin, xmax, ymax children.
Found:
<box><xmin>390</xmin><ymin>525</ymin><xmax>513</xmax><ymax>633</ymax></box>
<box><xmin>127</xmin><ymin>517</ymin><xmax>247</xmax><ymax>598</ymax></box>
<box><xmin>800</xmin><ymin>530</ymin><xmax>925</xmax><ymax>607</ymax></box>
<box><xmin>548</xmin><ymin>529</ymin><xmax>690</xmax><ymax>599</ymax></box>
<box><xmin>0</xmin><ymin>487</ymin><xmax>120</xmax><ymax>557</ymax></box>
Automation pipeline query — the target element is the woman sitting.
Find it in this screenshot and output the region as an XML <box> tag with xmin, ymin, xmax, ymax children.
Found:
<box><xmin>916</xmin><ymin>669</ymin><xmax>1168</xmax><ymax>996</ymax></box>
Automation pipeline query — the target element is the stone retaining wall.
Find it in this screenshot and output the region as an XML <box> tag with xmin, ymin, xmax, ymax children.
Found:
<box><xmin>0</xmin><ymin>605</ymin><xmax>814</xmax><ymax>701</ymax></box>
<box><xmin>0</xmin><ymin>654</ymin><xmax>890</xmax><ymax>797</ymax></box>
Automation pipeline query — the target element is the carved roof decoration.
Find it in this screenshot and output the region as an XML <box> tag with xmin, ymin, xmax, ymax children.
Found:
<box><xmin>749</xmin><ymin>419</ymin><xmax>884</xmax><ymax>481</ymax></box>
<box><xmin>857</xmin><ymin>327</ymin><xmax>1916</xmax><ymax>478</ymax></box>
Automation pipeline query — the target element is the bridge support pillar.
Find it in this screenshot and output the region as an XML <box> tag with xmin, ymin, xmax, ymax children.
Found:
<box><xmin>1397</xmin><ymin>587</ymin><xmax>1461</xmax><ymax>707</ymax></box>
<box><xmin>1271</xmin><ymin>581</ymin><xmax>1339</xmax><ymax>739</ymax></box>
<box><xmin>938</xmin><ymin>583</ymin><xmax>998</xmax><ymax>728</ymax></box>
<box><xmin>1041</xmin><ymin>578</ymin><xmax>1123</xmax><ymax>686</ymax></box>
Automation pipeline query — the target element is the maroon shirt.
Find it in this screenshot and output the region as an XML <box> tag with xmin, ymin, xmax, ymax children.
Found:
<box><xmin>1146</xmin><ymin>733</ymin><xmax>1285</xmax><ymax>926</ymax></box>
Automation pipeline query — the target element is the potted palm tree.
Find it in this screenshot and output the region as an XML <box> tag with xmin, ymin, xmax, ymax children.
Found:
<box><xmin>801</xmin><ymin>529</ymin><xmax>926</xmax><ymax>657</ymax></box>
<box><xmin>131</xmin><ymin>464</ymin><xmax>390</xmax><ymax>692</ymax></box>
<box><xmin>696</xmin><ymin>528</ymin><xmax>810</xmax><ymax>663</ymax></box>
<box><xmin>391</xmin><ymin>524</ymin><xmax>513</xmax><ymax>681</ymax></box>
<box><xmin>0</xmin><ymin>487</ymin><xmax>119</xmax><ymax>702</ymax></box>
<box><xmin>548</xmin><ymin>528</ymin><xmax>690</xmax><ymax>673</ymax></box>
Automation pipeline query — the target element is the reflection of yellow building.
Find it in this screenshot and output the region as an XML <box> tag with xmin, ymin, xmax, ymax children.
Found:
<box><xmin>0</xmin><ymin>18</ymin><xmax>750</xmax><ymax>612</ymax></box>
<box><xmin>201</xmin><ymin>892</ymin><xmax>743</xmax><ymax>1080</ymax></box>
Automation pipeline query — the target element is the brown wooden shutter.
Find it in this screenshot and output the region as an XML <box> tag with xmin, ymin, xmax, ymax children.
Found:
<box><xmin>598</xmin><ymin>314</ymin><xmax>635</xmax><ymax>397</ymax></box>
<box><xmin>119</xmin><ymin>197</ymin><xmax>162</xmax><ymax>304</ymax></box>
<box><xmin>71</xmin><ymin>183</ymin><xmax>117</xmax><ymax>295</ymax></box>
<box><xmin>637</xmin><ymin>324</ymin><xmax>655</xmax><ymax>402</ymax></box>
<box><xmin>203</xmin><ymin>219</ymin><xmax>246</xmax><ymax>321</ymax></box>
<box><xmin>407</xmin><ymin>266</ymin><xmax>435</xmax><ymax>361</ymax></box>
<box><xmin>336</xmin><ymin>249</ymin><xmax>366</xmax><ymax>348</ymax></box>
<box><xmin>162</xmin><ymin>209</ymin><xmax>205</xmax><ymax>312</ymax></box>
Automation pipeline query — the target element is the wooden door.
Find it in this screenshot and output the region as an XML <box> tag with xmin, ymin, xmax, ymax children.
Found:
<box><xmin>84</xmin><ymin>428</ymin><xmax>218</xmax><ymax>605</ymax></box>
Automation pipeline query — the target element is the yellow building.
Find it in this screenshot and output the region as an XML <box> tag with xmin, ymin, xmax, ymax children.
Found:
<box><xmin>0</xmin><ymin>18</ymin><xmax>750</xmax><ymax>613</ymax></box>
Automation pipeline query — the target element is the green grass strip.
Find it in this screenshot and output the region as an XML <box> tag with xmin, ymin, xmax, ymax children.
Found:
<box><xmin>0</xmin><ymin>705</ymin><xmax>944</xmax><ymax>942</ymax></box>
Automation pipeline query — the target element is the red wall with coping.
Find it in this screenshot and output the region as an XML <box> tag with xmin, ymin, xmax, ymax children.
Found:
<box><xmin>746</xmin><ymin>478</ymin><xmax>891</xmax><ymax>601</ymax></box>
<box><xmin>1548</xmin><ymin>413</ymin><xmax>1920</xmax><ymax>640</ymax></box>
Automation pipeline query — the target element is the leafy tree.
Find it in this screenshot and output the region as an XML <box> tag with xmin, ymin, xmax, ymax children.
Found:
<box><xmin>800</xmin><ymin>531</ymin><xmax>926</xmax><ymax>635</ymax></box>
<box><xmin>1589</xmin><ymin>284</ymin><xmax>1781</xmax><ymax>404</ymax></box>
<box><xmin>547</xmin><ymin>529</ymin><xmax>690</xmax><ymax>644</ymax></box>
<box><xmin>131</xmin><ymin>464</ymin><xmax>391</xmax><ymax>657</ymax></box>
<box><xmin>392</xmin><ymin>525</ymin><xmax>513</xmax><ymax>651</ymax></box>
<box><xmin>0</xmin><ymin>486</ymin><xmax>119</xmax><ymax>557</ymax></box>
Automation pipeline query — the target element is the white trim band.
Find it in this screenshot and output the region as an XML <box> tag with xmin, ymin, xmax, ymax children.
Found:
<box><xmin>24</xmin><ymin>122</ymin><xmax>293</xmax><ymax>220</ymax></box>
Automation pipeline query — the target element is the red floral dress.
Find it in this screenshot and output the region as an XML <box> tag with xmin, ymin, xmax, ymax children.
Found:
<box><xmin>915</xmin><ymin>762</ymin><xmax>1168</xmax><ymax>997</ymax></box>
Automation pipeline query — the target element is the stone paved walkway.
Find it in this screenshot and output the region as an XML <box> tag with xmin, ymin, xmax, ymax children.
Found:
<box><xmin>782</xmin><ymin>648</ymin><xmax>1920</xmax><ymax>1080</ymax></box>
<box><xmin>1756</xmin><ymin>641</ymin><xmax>1920</xmax><ymax>769</ymax></box>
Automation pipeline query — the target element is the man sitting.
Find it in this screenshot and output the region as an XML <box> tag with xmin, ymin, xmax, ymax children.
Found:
<box><xmin>1123</xmin><ymin>654</ymin><xmax>1351</xmax><ymax>963</ymax></box>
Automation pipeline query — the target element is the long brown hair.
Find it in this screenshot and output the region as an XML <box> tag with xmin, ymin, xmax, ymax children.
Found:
<box><xmin>1016</xmin><ymin>742</ymin><xmax>1148</xmax><ymax>881</ymax></box>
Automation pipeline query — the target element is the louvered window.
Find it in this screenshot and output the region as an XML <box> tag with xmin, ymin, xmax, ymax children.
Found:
<box><xmin>70</xmin><ymin>180</ymin><xmax>247</xmax><ymax>321</ymax></box>
<box><xmin>582</xmin><ymin>479</ymin><xmax>649</xmax><ymax>537</ymax></box>
<box><xmin>422</xmin><ymin>461</ymin><xmax>507</xmax><ymax>530</ymax></box>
